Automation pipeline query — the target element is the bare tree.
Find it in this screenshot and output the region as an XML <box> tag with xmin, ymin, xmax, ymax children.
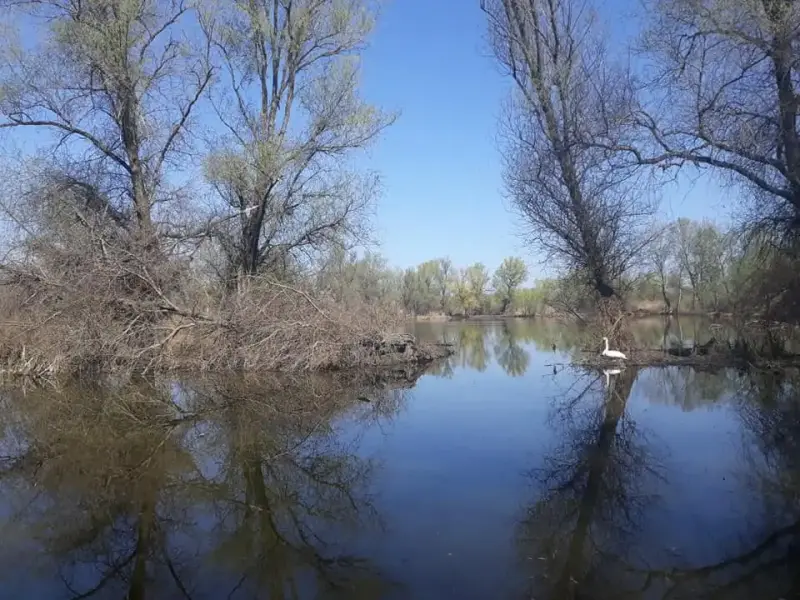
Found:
<box><xmin>199</xmin><ymin>0</ymin><xmax>395</xmax><ymax>282</ymax></box>
<box><xmin>673</xmin><ymin>218</ymin><xmax>729</xmax><ymax>311</ymax></box>
<box><xmin>480</xmin><ymin>0</ymin><xmax>656</xmax><ymax>300</ymax></box>
<box><xmin>610</xmin><ymin>0</ymin><xmax>800</xmax><ymax>246</ymax></box>
<box><xmin>0</xmin><ymin>0</ymin><xmax>213</xmax><ymax>243</ymax></box>
<box><xmin>646</xmin><ymin>223</ymin><xmax>676</xmax><ymax>314</ymax></box>
<box><xmin>675</xmin><ymin>219</ymin><xmax>700</xmax><ymax>310</ymax></box>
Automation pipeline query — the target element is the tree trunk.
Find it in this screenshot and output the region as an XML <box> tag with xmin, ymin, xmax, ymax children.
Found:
<box><xmin>589</xmin><ymin>259</ymin><xmax>615</xmax><ymax>298</ymax></box>
<box><xmin>237</xmin><ymin>207</ymin><xmax>266</xmax><ymax>281</ymax></box>
<box><xmin>660</xmin><ymin>277</ymin><xmax>671</xmax><ymax>314</ymax></box>
<box><xmin>662</xmin><ymin>316</ymin><xmax>672</xmax><ymax>351</ymax></box>
<box><xmin>767</xmin><ymin>0</ymin><xmax>800</xmax><ymax>219</ymax></box>
<box><xmin>120</xmin><ymin>87</ymin><xmax>153</xmax><ymax>239</ymax></box>
<box><xmin>127</xmin><ymin>499</ymin><xmax>155</xmax><ymax>600</ymax></box>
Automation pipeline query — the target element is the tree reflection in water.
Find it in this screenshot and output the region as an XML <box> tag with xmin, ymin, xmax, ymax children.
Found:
<box><xmin>423</xmin><ymin>321</ymin><xmax>532</xmax><ymax>377</ymax></box>
<box><xmin>644</xmin><ymin>369</ymin><xmax>800</xmax><ymax>600</ymax></box>
<box><xmin>416</xmin><ymin>316</ymin><xmax>723</xmax><ymax>380</ymax></box>
<box><xmin>609</xmin><ymin>369</ymin><xmax>800</xmax><ymax>600</ymax></box>
<box><xmin>1</xmin><ymin>328</ymin><xmax>799</xmax><ymax>600</ymax></box>
<box><xmin>456</xmin><ymin>324</ymin><xmax>492</xmax><ymax>372</ymax></box>
<box><xmin>0</xmin><ymin>374</ymin><xmax>407</xmax><ymax>599</ymax></box>
<box><xmin>516</xmin><ymin>366</ymin><xmax>657</xmax><ymax>597</ymax></box>
<box><xmin>636</xmin><ymin>365</ymin><xmax>738</xmax><ymax>411</ymax></box>
<box><xmin>517</xmin><ymin>366</ymin><xmax>666</xmax><ymax>599</ymax></box>
<box><xmin>493</xmin><ymin>322</ymin><xmax>531</xmax><ymax>377</ymax></box>
<box><xmin>518</xmin><ymin>365</ymin><xmax>800</xmax><ymax>600</ymax></box>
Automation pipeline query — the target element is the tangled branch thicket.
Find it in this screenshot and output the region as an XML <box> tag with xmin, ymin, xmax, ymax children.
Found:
<box><xmin>0</xmin><ymin>179</ymin><xmax>410</xmax><ymax>376</ymax></box>
<box><xmin>0</xmin><ymin>246</ymin><xmax>404</xmax><ymax>377</ymax></box>
<box><xmin>0</xmin><ymin>0</ymin><xmax>432</xmax><ymax>378</ymax></box>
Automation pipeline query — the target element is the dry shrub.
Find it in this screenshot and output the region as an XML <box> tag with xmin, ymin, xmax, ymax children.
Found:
<box><xmin>167</xmin><ymin>277</ymin><xmax>404</xmax><ymax>372</ymax></box>
<box><xmin>0</xmin><ymin>232</ymin><xmax>188</xmax><ymax>376</ymax></box>
<box><xmin>0</xmin><ymin>173</ymin><xmax>190</xmax><ymax>375</ymax></box>
<box><xmin>742</xmin><ymin>253</ymin><xmax>800</xmax><ymax>325</ymax></box>
<box><xmin>546</xmin><ymin>276</ymin><xmax>635</xmax><ymax>352</ymax></box>
<box><xmin>0</xmin><ymin>175</ymin><xmax>430</xmax><ymax>378</ymax></box>
<box><xmin>0</xmin><ymin>226</ymin><xmax>407</xmax><ymax>377</ymax></box>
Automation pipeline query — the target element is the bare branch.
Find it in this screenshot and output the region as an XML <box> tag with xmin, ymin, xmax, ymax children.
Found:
<box><xmin>481</xmin><ymin>0</ymin><xmax>656</xmax><ymax>299</ymax></box>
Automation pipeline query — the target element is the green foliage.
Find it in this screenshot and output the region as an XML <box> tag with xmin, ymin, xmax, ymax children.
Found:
<box><xmin>492</xmin><ymin>257</ymin><xmax>528</xmax><ymax>314</ymax></box>
<box><xmin>317</xmin><ymin>248</ymin><xmax>400</xmax><ymax>308</ymax></box>
<box><xmin>385</xmin><ymin>256</ymin><xmax>559</xmax><ymax>317</ymax></box>
<box><xmin>510</xmin><ymin>283</ymin><xmax>554</xmax><ymax>317</ymax></box>
<box><xmin>432</xmin><ymin>257</ymin><xmax>454</xmax><ymax>312</ymax></box>
<box><xmin>627</xmin><ymin>217</ymin><xmax>792</xmax><ymax>317</ymax></box>
<box><xmin>398</xmin><ymin>258</ymin><xmax>455</xmax><ymax>315</ymax></box>
<box><xmin>201</xmin><ymin>0</ymin><xmax>395</xmax><ymax>278</ymax></box>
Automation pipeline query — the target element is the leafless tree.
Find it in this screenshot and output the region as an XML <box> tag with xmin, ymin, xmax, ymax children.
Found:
<box><xmin>480</xmin><ymin>0</ymin><xmax>656</xmax><ymax>299</ymax></box>
<box><xmin>198</xmin><ymin>0</ymin><xmax>395</xmax><ymax>282</ymax></box>
<box><xmin>0</xmin><ymin>0</ymin><xmax>213</xmax><ymax>243</ymax></box>
<box><xmin>647</xmin><ymin>222</ymin><xmax>677</xmax><ymax>314</ymax></box>
<box><xmin>608</xmin><ymin>0</ymin><xmax>800</xmax><ymax>247</ymax></box>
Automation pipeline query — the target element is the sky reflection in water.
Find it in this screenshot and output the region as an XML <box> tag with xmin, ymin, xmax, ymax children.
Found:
<box><xmin>0</xmin><ymin>318</ymin><xmax>797</xmax><ymax>599</ymax></box>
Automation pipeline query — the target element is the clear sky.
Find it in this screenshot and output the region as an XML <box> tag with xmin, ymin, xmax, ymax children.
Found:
<box><xmin>358</xmin><ymin>0</ymin><xmax>732</xmax><ymax>278</ymax></box>
<box><xmin>0</xmin><ymin>0</ymin><xmax>734</xmax><ymax>280</ymax></box>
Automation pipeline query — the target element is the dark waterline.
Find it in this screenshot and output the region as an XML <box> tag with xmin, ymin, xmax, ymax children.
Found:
<box><xmin>0</xmin><ymin>319</ymin><xmax>798</xmax><ymax>599</ymax></box>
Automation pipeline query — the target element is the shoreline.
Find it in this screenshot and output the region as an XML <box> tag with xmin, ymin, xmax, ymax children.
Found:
<box><xmin>414</xmin><ymin>314</ymin><xmax>538</xmax><ymax>322</ymax></box>
<box><xmin>0</xmin><ymin>334</ymin><xmax>456</xmax><ymax>382</ymax></box>
<box><xmin>413</xmin><ymin>310</ymin><xmax>732</xmax><ymax>322</ymax></box>
<box><xmin>570</xmin><ymin>350</ymin><xmax>800</xmax><ymax>371</ymax></box>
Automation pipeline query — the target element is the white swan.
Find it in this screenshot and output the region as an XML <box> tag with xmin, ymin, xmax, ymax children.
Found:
<box><xmin>601</xmin><ymin>337</ymin><xmax>627</xmax><ymax>360</ymax></box>
<box><xmin>603</xmin><ymin>368</ymin><xmax>621</xmax><ymax>387</ymax></box>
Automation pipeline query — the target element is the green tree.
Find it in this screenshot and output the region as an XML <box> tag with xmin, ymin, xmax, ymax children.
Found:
<box><xmin>453</xmin><ymin>269</ymin><xmax>475</xmax><ymax>316</ymax></box>
<box><xmin>511</xmin><ymin>281</ymin><xmax>556</xmax><ymax>317</ymax></box>
<box><xmin>675</xmin><ymin>219</ymin><xmax>728</xmax><ymax>311</ymax></box>
<box><xmin>401</xmin><ymin>268</ymin><xmax>422</xmax><ymax>314</ymax></box>
<box><xmin>200</xmin><ymin>0</ymin><xmax>395</xmax><ymax>280</ymax></box>
<box><xmin>0</xmin><ymin>0</ymin><xmax>213</xmax><ymax>241</ymax></box>
<box><xmin>433</xmin><ymin>257</ymin><xmax>455</xmax><ymax>313</ymax></box>
<box><xmin>317</xmin><ymin>248</ymin><xmax>399</xmax><ymax>308</ymax></box>
<box><xmin>416</xmin><ymin>260</ymin><xmax>441</xmax><ymax>313</ymax></box>
<box><xmin>493</xmin><ymin>257</ymin><xmax>528</xmax><ymax>314</ymax></box>
<box><xmin>465</xmin><ymin>263</ymin><xmax>490</xmax><ymax>314</ymax></box>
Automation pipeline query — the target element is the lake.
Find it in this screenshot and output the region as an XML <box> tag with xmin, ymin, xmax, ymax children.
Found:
<box><xmin>0</xmin><ymin>318</ymin><xmax>798</xmax><ymax>599</ymax></box>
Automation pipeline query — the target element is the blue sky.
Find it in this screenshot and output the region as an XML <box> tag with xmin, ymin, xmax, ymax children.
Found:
<box><xmin>0</xmin><ymin>0</ymin><xmax>734</xmax><ymax>281</ymax></box>
<box><xmin>358</xmin><ymin>0</ymin><xmax>731</xmax><ymax>278</ymax></box>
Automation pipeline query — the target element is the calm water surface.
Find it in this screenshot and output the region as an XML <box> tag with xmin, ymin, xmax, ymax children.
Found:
<box><xmin>0</xmin><ymin>318</ymin><xmax>798</xmax><ymax>599</ymax></box>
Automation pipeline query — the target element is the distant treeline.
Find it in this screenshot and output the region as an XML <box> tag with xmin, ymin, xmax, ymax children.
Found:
<box><xmin>321</xmin><ymin>216</ymin><xmax>778</xmax><ymax>320</ymax></box>
<box><xmin>561</xmin><ymin>217</ymin><xmax>781</xmax><ymax>319</ymax></box>
<box><xmin>317</xmin><ymin>252</ymin><xmax>556</xmax><ymax>317</ymax></box>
